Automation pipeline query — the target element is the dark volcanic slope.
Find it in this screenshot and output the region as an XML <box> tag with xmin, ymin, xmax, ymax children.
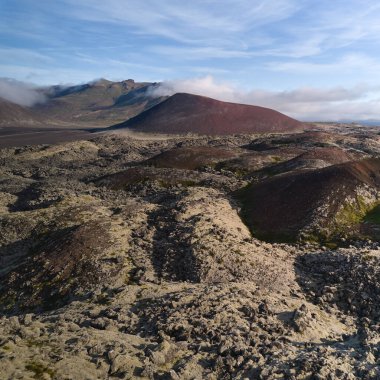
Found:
<box><xmin>240</xmin><ymin>158</ymin><xmax>380</xmax><ymax>242</ymax></box>
<box><xmin>254</xmin><ymin>146</ymin><xmax>356</xmax><ymax>178</ymax></box>
<box><xmin>111</xmin><ymin>93</ymin><xmax>306</xmax><ymax>135</ymax></box>
<box><xmin>0</xmin><ymin>221</ymin><xmax>116</xmax><ymax>312</ymax></box>
<box><xmin>145</xmin><ymin>146</ymin><xmax>239</xmax><ymax>170</ymax></box>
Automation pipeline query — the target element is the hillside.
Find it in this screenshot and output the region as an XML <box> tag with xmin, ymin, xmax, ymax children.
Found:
<box><xmin>111</xmin><ymin>92</ymin><xmax>306</xmax><ymax>135</ymax></box>
<box><xmin>239</xmin><ymin>158</ymin><xmax>380</xmax><ymax>243</ymax></box>
<box><xmin>33</xmin><ymin>79</ymin><xmax>164</xmax><ymax>127</ymax></box>
<box><xmin>0</xmin><ymin>98</ymin><xmax>46</xmax><ymax>127</ymax></box>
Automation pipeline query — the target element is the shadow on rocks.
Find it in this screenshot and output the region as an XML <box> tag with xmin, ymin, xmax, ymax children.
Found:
<box><xmin>295</xmin><ymin>250</ymin><xmax>380</xmax><ymax>322</ymax></box>
<box><xmin>146</xmin><ymin>194</ymin><xmax>200</xmax><ymax>283</ymax></box>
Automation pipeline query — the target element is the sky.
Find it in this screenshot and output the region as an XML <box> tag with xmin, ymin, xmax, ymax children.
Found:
<box><xmin>1</xmin><ymin>0</ymin><xmax>380</xmax><ymax>120</ymax></box>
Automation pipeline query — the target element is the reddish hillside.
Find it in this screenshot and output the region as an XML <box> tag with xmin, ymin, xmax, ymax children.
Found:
<box><xmin>111</xmin><ymin>93</ymin><xmax>306</xmax><ymax>135</ymax></box>
<box><xmin>239</xmin><ymin>158</ymin><xmax>380</xmax><ymax>242</ymax></box>
<box><xmin>253</xmin><ymin>146</ymin><xmax>356</xmax><ymax>178</ymax></box>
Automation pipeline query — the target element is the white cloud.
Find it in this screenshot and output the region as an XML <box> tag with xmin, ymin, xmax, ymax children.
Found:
<box><xmin>57</xmin><ymin>0</ymin><xmax>300</xmax><ymax>55</ymax></box>
<box><xmin>147</xmin><ymin>45</ymin><xmax>253</xmax><ymax>60</ymax></box>
<box><xmin>0</xmin><ymin>78</ymin><xmax>46</xmax><ymax>106</ymax></box>
<box><xmin>269</xmin><ymin>54</ymin><xmax>380</xmax><ymax>74</ymax></box>
<box><xmin>63</xmin><ymin>0</ymin><xmax>299</xmax><ymax>39</ymax></box>
<box><xmin>148</xmin><ymin>75</ymin><xmax>380</xmax><ymax>121</ymax></box>
<box><xmin>148</xmin><ymin>75</ymin><xmax>237</xmax><ymax>100</ymax></box>
<box><xmin>56</xmin><ymin>0</ymin><xmax>380</xmax><ymax>61</ymax></box>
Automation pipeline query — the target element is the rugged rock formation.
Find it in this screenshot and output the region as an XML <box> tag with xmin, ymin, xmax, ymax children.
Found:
<box><xmin>1</xmin><ymin>126</ymin><xmax>380</xmax><ymax>379</ymax></box>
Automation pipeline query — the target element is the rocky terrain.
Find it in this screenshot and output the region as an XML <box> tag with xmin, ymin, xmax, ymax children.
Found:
<box><xmin>1</xmin><ymin>123</ymin><xmax>380</xmax><ymax>379</ymax></box>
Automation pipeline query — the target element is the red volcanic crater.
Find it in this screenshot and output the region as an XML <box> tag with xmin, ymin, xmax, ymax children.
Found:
<box><xmin>111</xmin><ymin>93</ymin><xmax>306</xmax><ymax>135</ymax></box>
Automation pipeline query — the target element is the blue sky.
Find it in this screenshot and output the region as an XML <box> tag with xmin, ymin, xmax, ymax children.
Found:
<box><xmin>1</xmin><ymin>0</ymin><xmax>380</xmax><ymax>120</ymax></box>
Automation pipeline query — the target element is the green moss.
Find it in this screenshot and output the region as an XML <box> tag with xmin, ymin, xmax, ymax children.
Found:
<box><xmin>270</xmin><ymin>156</ymin><xmax>282</xmax><ymax>163</ymax></box>
<box><xmin>364</xmin><ymin>204</ymin><xmax>380</xmax><ymax>224</ymax></box>
<box><xmin>236</xmin><ymin>182</ymin><xmax>379</xmax><ymax>246</ymax></box>
<box><xmin>325</xmin><ymin>242</ymin><xmax>338</xmax><ymax>249</ymax></box>
<box><xmin>25</xmin><ymin>361</ymin><xmax>55</xmax><ymax>379</ymax></box>
<box><xmin>335</xmin><ymin>196</ymin><xmax>370</xmax><ymax>227</ymax></box>
<box><xmin>333</xmin><ymin>197</ymin><xmax>380</xmax><ymax>239</ymax></box>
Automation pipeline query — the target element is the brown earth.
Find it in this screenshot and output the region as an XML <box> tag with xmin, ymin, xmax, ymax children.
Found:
<box><xmin>239</xmin><ymin>158</ymin><xmax>380</xmax><ymax>242</ymax></box>
<box><xmin>111</xmin><ymin>93</ymin><xmax>306</xmax><ymax>135</ymax></box>
<box><xmin>0</xmin><ymin>221</ymin><xmax>115</xmax><ymax>312</ymax></box>
<box><xmin>252</xmin><ymin>146</ymin><xmax>357</xmax><ymax>178</ymax></box>
<box><xmin>145</xmin><ymin>146</ymin><xmax>239</xmax><ymax>170</ymax></box>
<box><xmin>0</xmin><ymin>98</ymin><xmax>46</xmax><ymax>127</ymax></box>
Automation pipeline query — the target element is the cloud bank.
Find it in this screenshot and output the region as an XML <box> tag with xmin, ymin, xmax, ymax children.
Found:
<box><xmin>0</xmin><ymin>78</ymin><xmax>46</xmax><ymax>107</ymax></box>
<box><xmin>149</xmin><ymin>76</ymin><xmax>380</xmax><ymax>122</ymax></box>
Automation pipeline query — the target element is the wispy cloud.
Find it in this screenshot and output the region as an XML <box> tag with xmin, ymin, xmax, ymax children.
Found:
<box><xmin>268</xmin><ymin>54</ymin><xmax>380</xmax><ymax>74</ymax></box>
<box><xmin>149</xmin><ymin>75</ymin><xmax>380</xmax><ymax>121</ymax></box>
<box><xmin>147</xmin><ymin>45</ymin><xmax>253</xmax><ymax>60</ymax></box>
<box><xmin>148</xmin><ymin>75</ymin><xmax>237</xmax><ymax>100</ymax></box>
<box><xmin>0</xmin><ymin>48</ymin><xmax>54</xmax><ymax>65</ymax></box>
<box><xmin>3</xmin><ymin>0</ymin><xmax>380</xmax><ymax>99</ymax></box>
<box><xmin>0</xmin><ymin>78</ymin><xmax>46</xmax><ymax>106</ymax></box>
<box><xmin>61</xmin><ymin>0</ymin><xmax>300</xmax><ymax>45</ymax></box>
<box><xmin>53</xmin><ymin>0</ymin><xmax>380</xmax><ymax>61</ymax></box>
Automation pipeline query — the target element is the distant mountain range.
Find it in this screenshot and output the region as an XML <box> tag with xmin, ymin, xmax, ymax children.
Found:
<box><xmin>35</xmin><ymin>79</ymin><xmax>164</xmax><ymax>127</ymax></box>
<box><xmin>1</xmin><ymin>78</ymin><xmax>306</xmax><ymax>134</ymax></box>
<box><xmin>0</xmin><ymin>79</ymin><xmax>165</xmax><ymax>128</ymax></box>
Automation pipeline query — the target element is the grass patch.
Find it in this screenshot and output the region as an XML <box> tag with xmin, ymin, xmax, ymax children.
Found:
<box><xmin>25</xmin><ymin>361</ymin><xmax>56</xmax><ymax>379</ymax></box>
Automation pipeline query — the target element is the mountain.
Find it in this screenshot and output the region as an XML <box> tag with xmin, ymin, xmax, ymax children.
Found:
<box><xmin>0</xmin><ymin>98</ymin><xmax>46</xmax><ymax>126</ymax></box>
<box><xmin>110</xmin><ymin>92</ymin><xmax>306</xmax><ymax>135</ymax></box>
<box><xmin>33</xmin><ymin>79</ymin><xmax>164</xmax><ymax>127</ymax></box>
<box><xmin>239</xmin><ymin>157</ymin><xmax>380</xmax><ymax>243</ymax></box>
